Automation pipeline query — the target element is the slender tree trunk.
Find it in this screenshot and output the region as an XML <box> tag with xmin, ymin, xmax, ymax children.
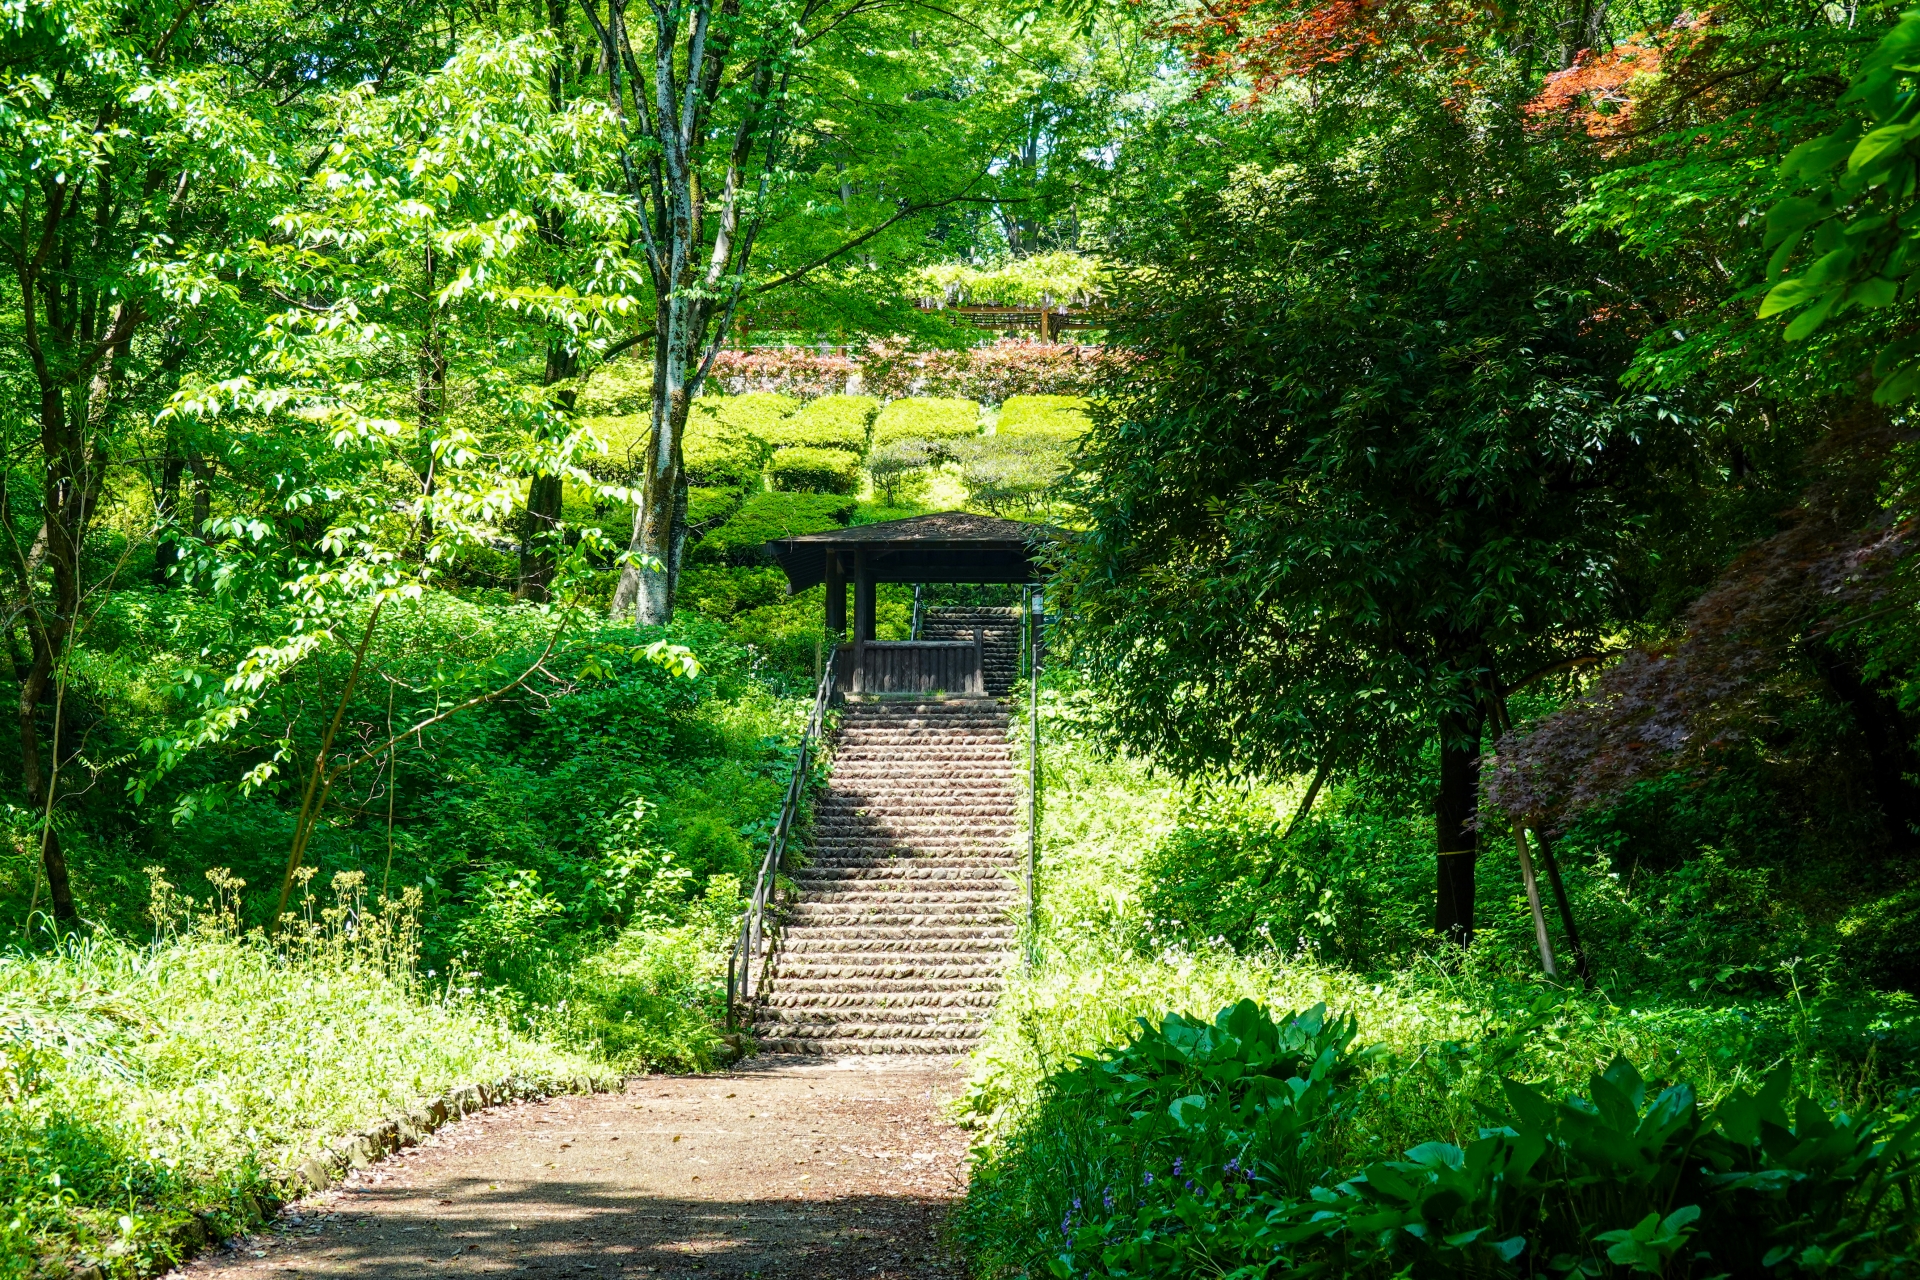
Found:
<box><xmin>415</xmin><ymin>248</ymin><xmax>444</xmax><ymax>549</ymax></box>
<box><xmin>1434</xmin><ymin>704</ymin><xmax>1482</xmax><ymax>946</ymax></box>
<box><xmin>519</xmin><ymin>340</ymin><xmax>578</xmax><ymax>601</ymax></box>
<box><xmin>153</xmin><ymin>440</ymin><xmax>185</xmax><ymax>586</ymax></box>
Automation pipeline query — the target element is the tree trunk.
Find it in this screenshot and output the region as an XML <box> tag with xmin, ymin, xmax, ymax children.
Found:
<box><xmin>153</xmin><ymin>440</ymin><xmax>185</xmax><ymax>586</ymax></box>
<box><xmin>519</xmin><ymin>340</ymin><xmax>578</xmax><ymax>601</ymax></box>
<box><xmin>1435</xmin><ymin>704</ymin><xmax>1482</xmax><ymax>946</ymax></box>
<box><xmin>1812</xmin><ymin>646</ymin><xmax>1920</xmax><ymax>851</ymax></box>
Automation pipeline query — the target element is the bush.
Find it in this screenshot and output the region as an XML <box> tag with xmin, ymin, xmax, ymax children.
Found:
<box><xmin>867</xmin><ymin>439</ymin><xmax>940</xmax><ymax>505</ymax></box>
<box><xmin>691</xmin><ymin>491</ymin><xmax>855</xmax><ymax>565</ymax></box>
<box><xmin>687</xmin><ymin>485</ymin><xmax>745</xmax><ymax>534</ymax></box>
<box><xmin>954</xmin><ymin>435</ymin><xmax>1071</xmax><ymax>513</ymax></box>
<box><xmin>873</xmin><ymin>396</ymin><xmax>982</xmax><ymax>446</ymax></box>
<box><xmin>582</xmin><ymin>413</ymin><xmax>651</xmax><ymax>480</ymax></box>
<box><xmin>710</xmin><ymin>346</ymin><xmax>859</xmax><ymax>399</ymax></box>
<box><xmin>863</xmin><ymin>339</ymin><xmax>1111</xmax><ymax>401</ymax></box>
<box><xmin>768</xmin><ymin>445</ymin><xmax>861</xmax><ymax>494</ymax></box>
<box><xmin>772</xmin><ymin>394</ymin><xmax>875</xmax><ymax>453</ymax></box>
<box><xmin>677</xmin><ymin>565</ymin><xmax>790</xmax><ymax>619</ymax></box>
<box><xmin>997</xmin><ymin>394</ymin><xmax>1091</xmax><ymax>440</ymax></box>
<box><xmin>963</xmin><ymin>999</ymin><xmax>1920</xmax><ymax>1280</ymax></box>
<box><xmin>705</xmin><ymin>391</ymin><xmax>800</xmax><ymax>435</ymax></box>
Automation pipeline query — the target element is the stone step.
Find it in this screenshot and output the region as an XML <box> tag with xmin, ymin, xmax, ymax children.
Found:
<box><xmin>768</xmin><ymin>974</ymin><xmax>1010</xmax><ymax>995</ymax></box>
<box><xmin>798</xmin><ymin>856</ymin><xmax>1017</xmax><ymax>871</ymax></box>
<box><xmin>756</xmin><ymin>1019</ymin><xmax>992</xmax><ymax>1040</ymax></box>
<box><xmin>784</xmin><ymin>907</ymin><xmax>1015</xmax><ymax>927</ymax></box>
<box><xmin>781</xmin><ymin>937</ymin><xmax>1014</xmax><ymax>957</ymax></box>
<box><xmin>762</xmin><ymin>991</ymin><xmax>1000</xmax><ymax>1010</ymax></box>
<box><xmin>752</xmin><ymin>1037</ymin><xmax>979</xmax><ymax>1057</ymax></box>
<box><xmin>794</xmin><ymin>864</ymin><xmax>1018</xmax><ymax>881</ymax></box>
<box><xmin>771</xmin><ymin>961</ymin><xmax>1010</xmax><ymax>980</ymax></box>
<box><xmin>773</xmin><ymin>923</ymin><xmax>1017</xmax><ymax>941</ymax></box>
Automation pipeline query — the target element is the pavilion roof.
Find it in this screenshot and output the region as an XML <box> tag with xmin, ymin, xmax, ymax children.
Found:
<box><xmin>765</xmin><ymin>511</ymin><xmax>1058</xmax><ymax>592</ymax></box>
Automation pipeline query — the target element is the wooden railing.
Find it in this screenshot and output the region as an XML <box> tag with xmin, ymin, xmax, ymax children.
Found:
<box><xmin>726</xmin><ymin>661</ymin><xmax>836</xmax><ymax>1028</ymax></box>
<box><xmin>834</xmin><ymin>630</ymin><xmax>985</xmax><ymax>696</ymax></box>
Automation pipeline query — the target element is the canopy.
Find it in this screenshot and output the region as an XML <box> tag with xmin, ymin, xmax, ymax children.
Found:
<box><xmin>765</xmin><ymin>511</ymin><xmax>1055</xmax><ymax>594</ymax></box>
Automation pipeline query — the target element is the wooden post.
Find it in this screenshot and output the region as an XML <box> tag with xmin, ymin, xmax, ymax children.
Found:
<box><xmin>972</xmin><ymin>625</ymin><xmax>985</xmax><ymax>696</ymax></box>
<box><xmin>824</xmin><ymin>549</ymin><xmax>846</xmax><ymax>636</ymax></box>
<box><xmin>853</xmin><ymin>549</ymin><xmax>875</xmax><ymax>645</ymax></box>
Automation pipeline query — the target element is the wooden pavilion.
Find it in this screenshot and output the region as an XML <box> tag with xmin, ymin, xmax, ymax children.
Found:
<box><xmin>764</xmin><ymin>511</ymin><xmax>1054</xmax><ymax>696</ymax></box>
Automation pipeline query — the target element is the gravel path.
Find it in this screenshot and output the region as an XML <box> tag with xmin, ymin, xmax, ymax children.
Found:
<box><xmin>176</xmin><ymin>1058</ymin><xmax>972</xmax><ymax>1280</ymax></box>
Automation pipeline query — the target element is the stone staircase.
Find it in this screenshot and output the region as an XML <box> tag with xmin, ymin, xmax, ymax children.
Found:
<box><xmin>920</xmin><ymin>605</ymin><xmax>1023</xmax><ymax>696</ymax></box>
<box><xmin>753</xmin><ymin>696</ymin><xmax>1022</xmax><ymax>1055</ymax></box>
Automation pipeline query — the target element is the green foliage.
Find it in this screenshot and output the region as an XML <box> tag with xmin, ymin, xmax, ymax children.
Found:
<box><xmin>773</xmin><ymin>395</ymin><xmax>876</xmax><ymax>453</ymax></box>
<box><xmin>866</xmin><ymin>439</ymin><xmax>939</xmax><ymax>505</ymax></box>
<box><xmin>1759</xmin><ymin>10</ymin><xmax>1920</xmax><ymax>402</ymax></box>
<box><xmin>872</xmin><ymin>396</ymin><xmax>982</xmax><ymax>446</ymax></box>
<box><xmin>0</xmin><ymin>928</ymin><xmax>589</xmax><ymax>1279</ymax></box>
<box><xmin>690</xmin><ymin>492</ymin><xmax>856</xmax><ymax>565</ymax></box>
<box><xmin>954</xmin><ymin>435</ymin><xmax>1071</xmax><ymax>513</ymax></box>
<box><xmin>964</xmin><ymin>996</ymin><xmax>1920</xmax><ymax>1279</ymax></box>
<box><xmin>768</xmin><ymin>445</ymin><xmax>862</xmax><ymax>494</ymax></box>
<box><xmin>996</xmin><ymin>395</ymin><xmax>1091</xmax><ymax>440</ymax></box>
<box><xmin>911</xmin><ymin>252</ymin><xmax>1108</xmax><ymax>307</ymax></box>
<box><xmin>700</xmin><ymin>392</ymin><xmax>802</xmax><ymax>436</ymax></box>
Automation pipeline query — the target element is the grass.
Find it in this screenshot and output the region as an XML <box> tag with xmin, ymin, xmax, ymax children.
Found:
<box><xmin>0</xmin><ymin>927</ymin><xmax>593</xmax><ymax>1279</ymax></box>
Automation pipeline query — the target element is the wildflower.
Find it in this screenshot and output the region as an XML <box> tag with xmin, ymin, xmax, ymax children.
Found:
<box><xmin>1143</xmin><ymin>1171</ymin><xmax>1154</xmax><ymax>1185</ymax></box>
<box><xmin>1103</xmin><ymin>1190</ymin><xmax>1114</xmax><ymax>1212</ymax></box>
<box><xmin>1224</xmin><ymin>1158</ymin><xmax>1239</xmax><ymax>1174</ymax></box>
<box><xmin>1072</xmin><ymin>1198</ymin><xmax>1081</xmax><ymax>1211</ymax></box>
<box><xmin>1185</xmin><ymin>1179</ymin><xmax>1195</xmax><ymax>1191</ymax></box>
<box><xmin>1172</xmin><ymin>1157</ymin><xmax>1183</xmax><ymax>1176</ymax></box>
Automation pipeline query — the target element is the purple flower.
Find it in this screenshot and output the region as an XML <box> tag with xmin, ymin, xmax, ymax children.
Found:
<box><xmin>1103</xmin><ymin>1190</ymin><xmax>1114</xmax><ymax>1212</ymax></box>
<box><xmin>1072</xmin><ymin>1198</ymin><xmax>1082</xmax><ymax>1211</ymax></box>
<box><xmin>1143</xmin><ymin>1171</ymin><xmax>1154</xmax><ymax>1186</ymax></box>
<box><xmin>1185</xmin><ymin>1180</ymin><xmax>1195</xmax><ymax>1191</ymax></box>
<box><xmin>1172</xmin><ymin>1158</ymin><xmax>1183</xmax><ymax>1176</ymax></box>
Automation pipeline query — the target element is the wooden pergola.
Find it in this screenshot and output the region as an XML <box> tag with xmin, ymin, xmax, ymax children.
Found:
<box><xmin>765</xmin><ymin>512</ymin><xmax>1054</xmax><ymax>694</ymax></box>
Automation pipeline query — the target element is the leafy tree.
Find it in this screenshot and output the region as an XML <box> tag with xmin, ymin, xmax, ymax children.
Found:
<box><xmin>1058</xmin><ymin>77</ymin><xmax>1675</xmax><ymax>944</ymax></box>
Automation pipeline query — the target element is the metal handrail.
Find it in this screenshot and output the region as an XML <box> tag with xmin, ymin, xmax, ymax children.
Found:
<box><xmin>726</xmin><ymin>660</ymin><xmax>837</xmax><ymax>1030</ymax></box>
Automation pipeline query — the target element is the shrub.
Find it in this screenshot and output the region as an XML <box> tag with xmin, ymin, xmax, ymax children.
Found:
<box><xmin>768</xmin><ymin>445</ymin><xmax>861</xmax><ymax>495</ymax></box>
<box><xmin>677</xmin><ymin>565</ymin><xmax>789</xmax><ymax>619</ymax></box>
<box><xmin>873</xmin><ymin>396</ymin><xmax>982</xmax><ymax>446</ymax></box>
<box><xmin>691</xmin><ymin>491</ymin><xmax>855</xmax><ymax>565</ymax></box>
<box><xmin>997</xmin><ymin>394</ymin><xmax>1091</xmax><ymax>440</ymax></box>
<box><xmin>686</xmin><ymin>486</ymin><xmax>745</xmax><ymax>534</ymax></box>
<box><xmin>964</xmin><ymin>999</ymin><xmax>1920</xmax><ymax>1280</ymax></box>
<box><xmin>582</xmin><ymin>413</ymin><xmax>651</xmax><ymax>480</ymax></box>
<box><xmin>701</xmin><ymin>391</ymin><xmax>799</xmax><ymax>435</ymax></box>
<box><xmin>867</xmin><ymin>439</ymin><xmax>940</xmax><ymax>505</ymax></box>
<box><xmin>954</xmin><ymin>435</ymin><xmax>1071</xmax><ymax>513</ymax></box>
<box><xmin>773</xmin><ymin>394</ymin><xmax>876</xmax><ymax>453</ymax></box>
<box><xmin>710</xmin><ymin>346</ymin><xmax>859</xmax><ymax>399</ymax></box>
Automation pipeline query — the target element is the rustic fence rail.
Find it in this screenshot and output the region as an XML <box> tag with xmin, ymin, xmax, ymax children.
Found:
<box><xmin>726</xmin><ymin>661</ymin><xmax>836</xmax><ymax>1028</ymax></box>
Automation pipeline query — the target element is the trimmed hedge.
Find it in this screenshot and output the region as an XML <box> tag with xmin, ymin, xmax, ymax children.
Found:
<box><xmin>691</xmin><ymin>491</ymin><xmax>856</xmax><ymax>565</ymax></box>
<box><xmin>774</xmin><ymin>394</ymin><xmax>876</xmax><ymax>453</ymax></box>
<box><xmin>996</xmin><ymin>393</ymin><xmax>1090</xmax><ymax>440</ymax></box>
<box><xmin>687</xmin><ymin>485</ymin><xmax>746</xmax><ymax>532</ymax></box>
<box><xmin>703</xmin><ymin>391</ymin><xmax>799</xmax><ymax>435</ymax></box>
<box><xmin>581</xmin><ymin>413</ymin><xmax>650</xmax><ymax>480</ymax></box>
<box><xmin>873</xmin><ymin>396</ymin><xmax>982</xmax><ymax>446</ymax></box>
<box><xmin>769</xmin><ymin>445</ymin><xmax>862</xmax><ymax>495</ymax></box>
<box><xmin>684</xmin><ymin>394</ymin><xmax>790</xmax><ymax>487</ymax></box>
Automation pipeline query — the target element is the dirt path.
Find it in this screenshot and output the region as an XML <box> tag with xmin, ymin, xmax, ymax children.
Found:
<box><xmin>177</xmin><ymin>1058</ymin><xmax>972</xmax><ymax>1280</ymax></box>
